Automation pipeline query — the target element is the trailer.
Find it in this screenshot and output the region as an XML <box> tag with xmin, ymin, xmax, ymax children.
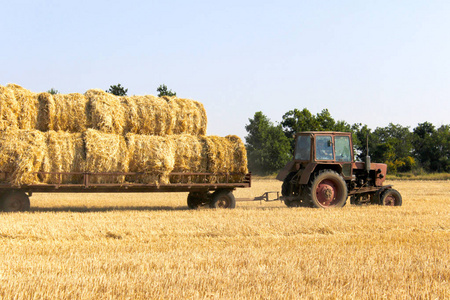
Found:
<box><xmin>0</xmin><ymin>171</ymin><xmax>252</xmax><ymax>212</ymax></box>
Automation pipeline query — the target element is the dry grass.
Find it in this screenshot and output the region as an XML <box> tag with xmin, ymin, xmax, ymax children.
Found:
<box><xmin>0</xmin><ymin>180</ymin><xmax>448</xmax><ymax>299</ymax></box>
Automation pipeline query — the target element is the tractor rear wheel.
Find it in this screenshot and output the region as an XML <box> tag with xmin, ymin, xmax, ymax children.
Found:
<box><xmin>307</xmin><ymin>170</ymin><xmax>347</xmax><ymax>208</ymax></box>
<box><xmin>380</xmin><ymin>189</ymin><xmax>402</xmax><ymax>206</ymax></box>
<box><xmin>0</xmin><ymin>191</ymin><xmax>30</xmax><ymax>212</ymax></box>
<box><xmin>209</xmin><ymin>190</ymin><xmax>236</xmax><ymax>209</ymax></box>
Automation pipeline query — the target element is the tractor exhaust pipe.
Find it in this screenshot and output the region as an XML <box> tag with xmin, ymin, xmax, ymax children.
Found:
<box><xmin>365</xmin><ymin>135</ymin><xmax>371</xmax><ymax>173</ymax></box>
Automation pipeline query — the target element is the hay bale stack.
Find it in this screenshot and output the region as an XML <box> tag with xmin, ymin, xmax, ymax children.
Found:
<box><xmin>167</xmin><ymin>97</ymin><xmax>207</xmax><ymax>136</ymax></box>
<box><xmin>52</xmin><ymin>93</ymin><xmax>88</xmax><ymax>132</ymax></box>
<box><xmin>85</xmin><ymin>89</ymin><xmax>125</xmax><ymax>134</ymax></box>
<box><xmin>121</xmin><ymin>95</ymin><xmax>174</xmax><ymax>135</ymax></box>
<box><xmin>41</xmin><ymin>131</ymin><xmax>85</xmax><ymax>184</ymax></box>
<box><xmin>7</xmin><ymin>84</ymin><xmax>39</xmax><ymax>130</ymax></box>
<box><xmin>0</xmin><ymin>129</ymin><xmax>47</xmax><ymax>186</ymax></box>
<box><xmin>0</xmin><ymin>85</ymin><xmax>19</xmax><ymax>131</ymax></box>
<box><xmin>84</xmin><ymin>129</ymin><xmax>128</xmax><ymax>183</ymax></box>
<box><xmin>126</xmin><ymin>133</ymin><xmax>176</xmax><ymax>184</ymax></box>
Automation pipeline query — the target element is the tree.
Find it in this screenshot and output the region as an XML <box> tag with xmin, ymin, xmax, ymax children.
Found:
<box><xmin>413</xmin><ymin>122</ymin><xmax>450</xmax><ymax>172</ymax></box>
<box><xmin>157</xmin><ymin>84</ymin><xmax>176</xmax><ymax>97</ymax></box>
<box><xmin>245</xmin><ymin>112</ymin><xmax>291</xmax><ymax>175</ymax></box>
<box><xmin>106</xmin><ymin>84</ymin><xmax>128</xmax><ymax>96</ymax></box>
<box><xmin>47</xmin><ymin>88</ymin><xmax>59</xmax><ymax>95</ymax></box>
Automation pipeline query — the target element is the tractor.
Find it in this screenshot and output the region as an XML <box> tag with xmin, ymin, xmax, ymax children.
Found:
<box><xmin>277</xmin><ymin>131</ymin><xmax>402</xmax><ymax>208</ymax></box>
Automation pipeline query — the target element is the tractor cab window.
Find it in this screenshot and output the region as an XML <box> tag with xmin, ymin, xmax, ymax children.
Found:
<box><xmin>335</xmin><ymin>136</ymin><xmax>351</xmax><ymax>162</ymax></box>
<box><xmin>294</xmin><ymin>135</ymin><xmax>311</xmax><ymax>160</ymax></box>
<box><xmin>316</xmin><ymin>136</ymin><xmax>334</xmax><ymax>160</ymax></box>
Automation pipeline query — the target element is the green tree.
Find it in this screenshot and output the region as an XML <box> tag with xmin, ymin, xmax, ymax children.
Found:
<box><xmin>245</xmin><ymin>112</ymin><xmax>291</xmax><ymax>175</ymax></box>
<box><xmin>106</xmin><ymin>84</ymin><xmax>128</xmax><ymax>96</ymax></box>
<box><xmin>413</xmin><ymin>122</ymin><xmax>450</xmax><ymax>172</ymax></box>
<box><xmin>47</xmin><ymin>88</ymin><xmax>59</xmax><ymax>95</ymax></box>
<box><xmin>157</xmin><ymin>84</ymin><xmax>176</xmax><ymax>97</ymax></box>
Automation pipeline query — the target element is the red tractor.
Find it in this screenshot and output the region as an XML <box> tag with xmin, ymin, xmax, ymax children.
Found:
<box><xmin>277</xmin><ymin>131</ymin><xmax>402</xmax><ymax>208</ymax></box>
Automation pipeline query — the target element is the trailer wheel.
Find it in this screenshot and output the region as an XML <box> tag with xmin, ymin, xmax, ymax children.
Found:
<box><xmin>307</xmin><ymin>170</ymin><xmax>347</xmax><ymax>208</ymax></box>
<box><xmin>0</xmin><ymin>191</ymin><xmax>30</xmax><ymax>212</ymax></box>
<box><xmin>209</xmin><ymin>190</ymin><xmax>236</xmax><ymax>209</ymax></box>
<box><xmin>380</xmin><ymin>189</ymin><xmax>402</xmax><ymax>206</ymax></box>
<box><xmin>187</xmin><ymin>192</ymin><xmax>205</xmax><ymax>209</ymax></box>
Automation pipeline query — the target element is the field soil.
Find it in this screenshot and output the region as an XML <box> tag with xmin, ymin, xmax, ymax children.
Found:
<box><xmin>0</xmin><ymin>180</ymin><xmax>449</xmax><ymax>299</ymax></box>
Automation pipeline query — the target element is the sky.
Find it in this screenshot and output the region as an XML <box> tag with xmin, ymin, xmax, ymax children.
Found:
<box><xmin>1</xmin><ymin>0</ymin><xmax>449</xmax><ymax>140</ymax></box>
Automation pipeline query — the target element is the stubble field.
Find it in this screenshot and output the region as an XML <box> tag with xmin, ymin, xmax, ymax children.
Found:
<box><xmin>0</xmin><ymin>180</ymin><xmax>449</xmax><ymax>299</ymax></box>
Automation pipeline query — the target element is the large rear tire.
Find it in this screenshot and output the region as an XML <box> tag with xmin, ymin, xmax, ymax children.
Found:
<box><xmin>307</xmin><ymin>170</ymin><xmax>347</xmax><ymax>208</ymax></box>
<box><xmin>209</xmin><ymin>190</ymin><xmax>236</xmax><ymax>209</ymax></box>
<box><xmin>0</xmin><ymin>191</ymin><xmax>30</xmax><ymax>212</ymax></box>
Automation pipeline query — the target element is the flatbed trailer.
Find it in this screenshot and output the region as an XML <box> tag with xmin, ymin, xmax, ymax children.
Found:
<box><xmin>0</xmin><ymin>172</ymin><xmax>252</xmax><ymax>212</ymax></box>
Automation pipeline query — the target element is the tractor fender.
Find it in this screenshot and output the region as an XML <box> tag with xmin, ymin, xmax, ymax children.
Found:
<box><xmin>276</xmin><ymin>161</ymin><xmax>297</xmax><ymax>181</ymax></box>
<box><xmin>298</xmin><ymin>163</ymin><xmax>344</xmax><ymax>185</ymax></box>
<box><xmin>299</xmin><ymin>163</ymin><xmax>318</xmax><ymax>185</ymax></box>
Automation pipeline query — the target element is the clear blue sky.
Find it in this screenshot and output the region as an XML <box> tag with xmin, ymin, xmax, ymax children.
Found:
<box><xmin>1</xmin><ymin>0</ymin><xmax>449</xmax><ymax>139</ymax></box>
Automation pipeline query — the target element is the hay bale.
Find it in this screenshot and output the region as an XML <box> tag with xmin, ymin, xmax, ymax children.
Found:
<box><xmin>0</xmin><ymin>129</ymin><xmax>47</xmax><ymax>186</ymax></box>
<box><xmin>167</xmin><ymin>97</ymin><xmax>207</xmax><ymax>136</ymax></box>
<box><xmin>0</xmin><ymin>85</ymin><xmax>19</xmax><ymax>130</ymax></box>
<box><xmin>36</xmin><ymin>92</ymin><xmax>55</xmax><ymax>132</ymax></box>
<box><xmin>52</xmin><ymin>93</ymin><xmax>88</xmax><ymax>132</ymax></box>
<box><xmin>85</xmin><ymin>89</ymin><xmax>125</xmax><ymax>134</ymax></box>
<box><xmin>7</xmin><ymin>84</ymin><xmax>39</xmax><ymax>130</ymax></box>
<box><xmin>170</xmin><ymin>134</ymin><xmax>208</xmax><ymax>183</ymax></box>
<box><xmin>84</xmin><ymin>129</ymin><xmax>128</xmax><ymax>183</ymax></box>
<box><xmin>121</xmin><ymin>95</ymin><xmax>174</xmax><ymax>135</ymax></box>
<box><xmin>203</xmin><ymin>135</ymin><xmax>248</xmax><ymax>182</ymax></box>
<box><xmin>126</xmin><ymin>133</ymin><xmax>176</xmax><ymax>184</ymax></box>
<box><xmin>41</xmin><ymin>131</ymin><xmax>85</xmax><ymax>184</ymax></box>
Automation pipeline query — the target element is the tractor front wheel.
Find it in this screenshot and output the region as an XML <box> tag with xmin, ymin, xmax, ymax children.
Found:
<box><xmin>380</xmin><ymin>189</ymin><xmax>402</xmax><ymax>206</ymax></box>
<box><xmin>307</xmin><ymin>170</ymin><xmax>347</xmax><ymax>208</ymax></box>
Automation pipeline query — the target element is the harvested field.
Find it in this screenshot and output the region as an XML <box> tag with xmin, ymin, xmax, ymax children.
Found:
<box><xmin>0</xmin><ymin>180</ymin><xmax>448</xmax><ymax>299</ymax></box>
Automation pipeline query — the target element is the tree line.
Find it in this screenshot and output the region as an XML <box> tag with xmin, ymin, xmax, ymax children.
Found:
<box><xmin>245</xmin><ymin>109</ymin><xmax>450</xmax><ymax>175</ymax></box>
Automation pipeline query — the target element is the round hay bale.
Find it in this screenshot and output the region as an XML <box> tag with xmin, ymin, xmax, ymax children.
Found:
<box><xmin>168</xmin><ymin>97</ymin><xmax>207</xmax><ymax>136</ymax></box>
<box><xmin>84</xmin><ymin>129</ymin><xmax>128</xmax><ymax>183</ymax></box>
<box><xmin>41</xmin><ymin>131</ymin><xmax>86</xmax><ymax>184</ymax></box>
<box><xmin>0</xmin><ymin>85</ymin><xmax>19</xmax><ymax>131</ymax></box>
<box><xmin>126</xmin><ymin>133</ymin><xmax>176</xmax><ymax>185</ymax></box>
<box><xmin>121</xmin><ymin>95</ymin><xmax>174</xmax><ymax>135</ymax></box>
<box><xmin>7</xmin><ymin>84</ymin><xmax>39</xmax><ymax>130</ymax></box>
<box><xmin>52</xmin><ymin>93</ymin><xmax>88</xmax><ymax>132</ymax></box>
<box><xmin>0</xmin><ymin>129</ymin><xmax>47</xmax><ymax>186</ymax></box>
<box><xmin>171</xmin><ymin>134</ymin><xmax>208</xmax><ymax>183</ymax></box>
<box><xmin>85</xmin><ymin>89</ymin><xmax>125</xmax><ymax>134</ymax></box>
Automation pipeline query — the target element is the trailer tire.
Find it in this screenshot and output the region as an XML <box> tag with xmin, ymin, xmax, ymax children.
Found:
<box><xmin>307</xmin><ymin>170</ymin><xmax>347</xmax><ymax>208</ymax></box>
<box><xmin>187</xmin><ymin>192</ymin><xmax>204</xmax><ymax>209</ymax></box>
<box><xmin>209</xmin><ymin>190</ymin><xmax>236</xmax><ymax>209</ymax></box>
<box><xmin>380</xmin><ymin>189</ymin><xmax>402</xmax><ymax>206</ymax></box>
<box><xmin>0</xmin><ymin>191</ymin><xmax>30</xmax><ymax>212</ymax></box>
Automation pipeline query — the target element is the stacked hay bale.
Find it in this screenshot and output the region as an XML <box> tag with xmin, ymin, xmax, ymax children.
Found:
<box><xmin>0</xmin><ymin>84</ymin><xmax>247</xmax><ymax>186</ymax></box>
